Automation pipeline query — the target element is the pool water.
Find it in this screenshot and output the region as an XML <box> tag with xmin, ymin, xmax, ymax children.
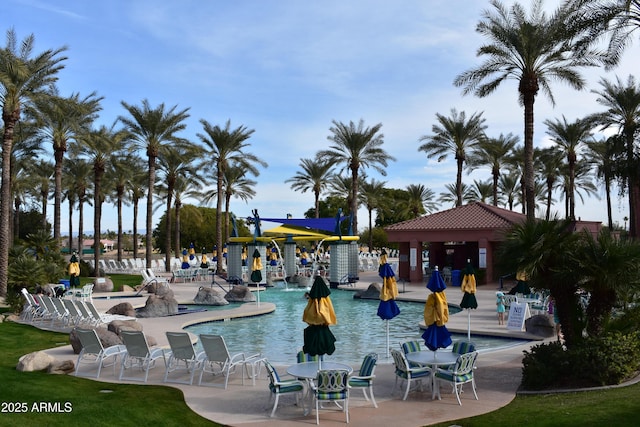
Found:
<box><xmin>184</xmin><ymin>287</ymin><xmax>528</xmax><ymax>365</ymax></box>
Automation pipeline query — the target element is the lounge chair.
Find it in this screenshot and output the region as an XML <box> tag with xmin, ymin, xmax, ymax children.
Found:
<box><xmin>434</xmin><ymin>351</ymin><xmax>479</xmax><ymax>405</ymax></box>
<box><xmin>119</xmin><ymin>330</ymin><xmax>168</xmax><ymax>383</ymax></box>
<box><xmin>198</xmin><ymin>334</ymin><xmax>261</xmax><ymax>389</ymax></box>
<box><xmin>62</xmin><ymin>299</ymin><xmax>88</xmax><ymax>326</ymax></box>
<box><xmin>163</xmin><ymin>331</ymin><xmax>205</xmax><ymax>385</ymax></box>
<box><xmin>348</xmin><ymin>352</ymin><xmax>378</xmax><ymax>408</ymax></box>
<box><xmin>20</xmin><ymin>288</ymin><xmax>43</xmax><ymax>323</ymax></box>
<box><xmin>390</xmin><ymin>348</ymin><xmax>431</xmax><ymax>401</ymax></box>
<box><xmin>84</xmin><ymin>301</ymin><xmax>137</xmax><ymax>325</ymax></box>
<box><xmin>263</xmin><ymin>359</ymin><xmax>305</xmax><ymax>417</ymax></box>
<box><xmin>311</xmin><ymin>369</ymin><xmax>350</xmax><ymax>424</ymax></box>
<box><xmin>75</xmin><ymin>328</ymin><xmax>126</xmax><ymax>378</ymax></box>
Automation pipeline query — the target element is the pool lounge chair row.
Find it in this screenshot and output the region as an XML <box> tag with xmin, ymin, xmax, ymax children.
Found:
<box><xmin>75</xmin><ymin>330</ymin><xmax>263</xmax><ymax>387</ymax></box>
<box><xmin>20</xmin><ymin>289</ymin><xmax>136</xmax><ymax>328</ymax></box>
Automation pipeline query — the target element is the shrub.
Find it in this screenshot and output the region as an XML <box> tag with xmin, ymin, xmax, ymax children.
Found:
<box><xmin>521</xmin><ymin>341</ymin><xmax>569</xmax><ymax>390</ymax></box>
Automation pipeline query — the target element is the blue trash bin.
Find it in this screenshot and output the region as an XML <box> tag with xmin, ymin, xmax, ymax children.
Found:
<box><xmin>451</xmin><ymin>270</ymin><xmax>462</xmax><ymax>287</ymax></box>
<box><xmin>59</xmin><ymin>279</ymin><xmax>71</xmax><ymax>290</ymax></box>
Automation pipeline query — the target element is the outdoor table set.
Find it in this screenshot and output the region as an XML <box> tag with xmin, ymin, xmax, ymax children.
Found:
<box><xmin>286</xmin><ymin>361</ymin><xmax>353</xmax><ymax>416</ymax></box>
<box><xmin>405</xmin><ymin>351</ymin><xmax>459</xmax><ymax>400</ymax></box>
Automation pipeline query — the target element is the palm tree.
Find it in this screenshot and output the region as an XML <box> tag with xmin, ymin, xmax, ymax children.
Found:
<box><xmin>567</xmin><ymin>228</ymin><xmax>640</xmax><ymax>336</ymax></box>
<box><xmin>498</xmin><ymin>171</ymin><xmax>521</xmax><ymax>210</ymax></box>
<box><xmin>34</xmin><ymin>91</ymin><xmax>102</xmax><ymax>242</ymax></box>
<box><xmin>536</xmin><ymin>147</ymin><xmax>564</xmax><ymax>220</ymax></box>
<box><xmin>155</xmin><ymin>144</ymin><xmax>200</xmax><ymax>271</ymax></box>
<box><xmin>62</xmin><ymin>158</ymin><xmax>93</xmax><ymax>258</ymax></box>
<box><xmin>197</xmin><ymin>119</ymin><xmax>266</xmax><ymax>273</ymax></box>
<box><xmin>439</xmin><ymin>182</ymin><xmax>475</xmax><ymax>207</ymax></box>
<box><xmin>219</xmin><ymin>164</ymin><xmax>257</xmax><ymax>242</ymax></box>
<box><xmin>169</xmin><ymin>176</ymin><xmax>203</xmax><ymax>259</ymax></box>
<box><xmin>76</xmin><ymin>125</ymin><xmax>128</xmax><ymax>276</ymax></box>
<box><xmin>0</xmin><ymin>29</ymin><xmax>67</xmax><ymax>297</ymax></box>
<box><xmin>468</xmin><ymin>133</ymin><xmax>519</xmax><ymax>206</ymax></box>
<box><xmin>106</xmin><ymin>154</ymin><xmax>139</xmax><ymax>261</ymax></box>
<box><xmin>497</xmin><ymin>219</ymin><xmax>582</xmax><ymax>348</ymax></box>
<box><xmin>589</xmin><ymin>75</ymin><xmax>640</xmax><ymax>237</ymax></box>
<box><xmin>557</xmin><ymin>160</ymin><xmax>599</xmax><ymax>218</ymax></box>
<box><xmin>285</xmin><ymin>158</ymin><xmax>335</xmax><ymax>218</ymax></box>
<box><xmin>585</xmin><ymin>136</ymin><xmax>620</xmax><ymax>228</ymax></box>
<box><xmin>469</xmin><ymin>179</ymin><xmax>494</xmax><ymax>203</ymax></box>
<box><xmin>119</xmin><ymin>99</ymin><xmax>190</xmax><ymax>268</ymax></box>
<box><xmin>454</xmin><ymin>0</ymin><xmax>603</xmax><ymax>220</ymax></box>
<box><xmin>419</xmin><ymin>109</ymin><xmax>487</xmax><ymax>207</ymax></box>
<box><xmin>359</xmin><ymin>178</ymin><xmax>387</xmax><ymax>250</ymax></box>
<box><xmin>544</xmin><ymin>115</ymin><xmax>594</xmax><ymax>220</ymax></box>
<box><xmin>30</xmin><ymin>160</ymin><xmax>54</xmax><ymax>230</ymax></box>
<box><xmin>403</xmin><ymin>183</ymin><xmax>439</xmax><ymax>218</ymax></box>
<box><xmin>317</xmin><ymin>119</ymin><xmax>394</xmax><ymax>233</ymax></box>
<box><xmin>127</xmin><ymin>161</ymin><xmax>147</xmax><ymax>260</ymax></box>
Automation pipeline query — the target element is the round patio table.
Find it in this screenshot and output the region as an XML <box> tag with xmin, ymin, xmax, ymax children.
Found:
<box><xmin>405</xmin><ymin>351</ymin><xmax>459</xmax><ymax>400</ymax></box>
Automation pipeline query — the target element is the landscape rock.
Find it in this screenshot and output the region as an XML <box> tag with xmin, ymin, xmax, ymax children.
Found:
<box><xmin>108</xmin><ymin>320</ymin><xmax>142</xmax><ymax>336</ymax></box>
<box><xmin>48</xmin><ymin>360</ymin><xmax>75</xmax><ymax>375</ymax></box>
<box><xmin>17</xmin><ymin>351</ymin><xmax>55</xmax><ymax>372</ymax></box>
<box><xmin>354</xmin><ymin>283</ymin><xmax>382</xmax><ymax>299</ymax></box>
<box><xmin>93</xmin><ymin>277</ymin><xmax>114</xmax><ymax>292</ymax></box>
<box><xmin>525</xmin><ymin>314</ymin><xmax>555</xmax><ymax>337</ymax></box>
<box><xmin>224</xmin><ymin>285</ymin><xmax>256</xmax><ymax>303</ymax></box>
<box><xmin>193</xmin><ymin>287</ymin><xmax>229</xmax><ymax>306</ymax></box>
<box><xmin>136</xmin><ymin>293</ymin><xmax>178</xmax><ymax>318</ymax></box>
<box><xmin>106</xmin><ymin>302</ymin><xmax>137</xmax><ymax>318</ymax></box>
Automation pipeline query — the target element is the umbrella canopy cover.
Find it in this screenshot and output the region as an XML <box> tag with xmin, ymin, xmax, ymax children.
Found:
<box><xmin>460</xmin><ymin>261</ymin><xmax>478</xmax><ymax>309</ymax></box>
<box><xmin>377</xmin><ymin>251</ymin><xmax>400</xmax><ymax>320</ymax></box>
<box><xmin>422</xmin><ymin>269</ymin><xmax>452</xmax><ymax>351</ymax></box>
<box><xmin>303</xmin><ymin>276</ymin><xmax>337</xmax><ymax>356</ymax></box>
<box><xmin>250</xmin><ymin>248</ymin><xmax>263</xmax><ymax>283</ymax></box>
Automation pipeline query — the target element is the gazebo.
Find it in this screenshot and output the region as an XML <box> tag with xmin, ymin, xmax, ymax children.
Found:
<box><xmin>384</xmin><ymin>202</ymin><xmax>601</xmax><ymax>285</ymax></box>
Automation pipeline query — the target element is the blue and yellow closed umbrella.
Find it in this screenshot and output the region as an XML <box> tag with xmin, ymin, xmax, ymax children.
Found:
<box><xmin>377</xmin><ymin>249</ymin><xmax>400</xmax><ymax>358</ymax></box>
<box><xmin>422</xmin><ymin>266</ymin><xmax>452</xmax><ymax>351</ymax></box>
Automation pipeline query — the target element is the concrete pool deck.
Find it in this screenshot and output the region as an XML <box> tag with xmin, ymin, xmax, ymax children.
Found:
<box><xmin>39</xmin><ymin>269</ymin><xmax>544</xmax><ymax>426</ymax></box>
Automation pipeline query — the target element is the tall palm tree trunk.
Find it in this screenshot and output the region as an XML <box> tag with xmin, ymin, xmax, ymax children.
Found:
<box><xmin>146</xmin><ymin>156</ymin><xmax>156</xmax><ymax>269</ymax></box>
<box><xmin>350</xmin><ymin>165</ymin><xmax>359</xmax><ymax>234</ymax></box>
<box><xmin>456</xmin><ymin>157</ymin><xmax>464</xmax><ymax>207</ymax></box>
<box><xmin>78</xmin><ymin>199</ymin><xmax>84</xmax><ymax>262</ymax></box>
<box><xmin>216</xmin><ymin>166</ymin><xmax>224</xmax><ymax>273</ymax></box>
<box><xmin>93</xmin><ymin>171</ymin><xmax>103</xmax><ymax>277</ymax></box>
<box><xmin>67</xmin><ymin>201</ymin><xmax>73</xmax><ymax>255</ymax></box>
<box><xmin>117</xmin><ymin>191</ymin><xmax>123</xmax><ymax>262</ymax></box>
<box><xmin>54</xmin><ymin>148</ymin><xmax>64</xmax><ymax>243</ymax></box>
<box><xmin>133</xmin><ymin>197</ymin><xmax>140</xmax><ymax>262</ymax></box>
<box><xmin>0</xmin><ymin>110</ymin><xmax>19</xmax><ymax>297</ymax></box>
<box><xmin>523</xmin><ymin>91</ymin><xmax>536</xmax><ymax>220</ymax></box>
<box><xmin>165</xmin><ymin>194</ymin><xmax>173</xmax><ymax>274</ymax></box>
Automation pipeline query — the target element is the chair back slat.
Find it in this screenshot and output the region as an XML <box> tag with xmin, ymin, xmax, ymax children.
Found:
<box><xmin>121</xmin><ymin>331</ymin><xmax>151</xmax><ymax>358</ymax></box>
<box><xmin>401</xmin><ymin>340</ymin><xmax>422</xmax><ymax>354</ymax></box>
<box><xmin>454</xmin><ymin>351</ymin><xmax>478</xmax><ymax>375</ymax></box>
<box><xmin>359</xmin><ymin>353</ymin><xmax>377</xmax><ymax>376</ymax></box>
<box><xmin>452</xmin><ymin>340</ymin><xmax>476</xmax><ymax>355</ymax></box>
<box><xmin>316</xmin><ymin>369</ymin><xmax>349</xmax><ymax>393</ymax></box>
<box><xmin>166</xmin><ymin>332</ymin><xmax>196</xmax><ymax>360</ymax></box>
<box><xmin>200</xmin><ymin>334</ymin><xmax>231</xmax><ymax>363</ymax></box>
<box><xmin>76</xmin><ymin>328</ymin><xmax>103</xmax><ymax>354</ymax></box>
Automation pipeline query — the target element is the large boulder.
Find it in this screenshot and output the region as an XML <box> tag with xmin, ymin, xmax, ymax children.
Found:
<box><xmin>136</xmin><ymin>293</ymin><xmax>178</xmax><ymax>318</ymax></box>
<box><xmin>16</xmin><ymin>351</ymin><xmax>55</xmax><ymax>372</ymax></box>
<box><xmin>193</xmin><ymin>287</ymin><xmax>229</xmax><ymax>306</ymax></box>
<box><xmin>48</xmin><ymin>360</ymin><xmax>75</xmax><ymax>375</ymax></box>
<box><xmin>108</xmin><ymin>320</ymin><xmax>143</xmax><ymax>336</ymax></box>
<box><xmin>69</xmin><ymin>327</ymin><xmax>123</xmax><ymax>354</ymax></box>
<box><xmin>225</xmin><ymin>285</ymin><xmax>256</xmax><ymax>302</ymax></box>
<box><xmin>354</xmin><ymin>283</ymin><xmax>382</xmax><ymax>299</ymax></box>
<box><xmin>525</xmin><ymin>314</ymin><xmax>555</xmax><ymax>338</ymax></box>
<box><xmin>106</xmin><ymin>302</ymin><xmax>137</xmax><ymax>318</ymax></box>
<box><xmin>93</xmin><ymin>277</ymin><xmax>114</xmax><ymax>292</ymax></box>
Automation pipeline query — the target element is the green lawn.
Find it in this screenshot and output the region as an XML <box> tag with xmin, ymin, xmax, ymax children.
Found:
<box><xmin>0</xmin><ymin>321</ymin><xmax>220</xmax><ymax>427</ymax></box>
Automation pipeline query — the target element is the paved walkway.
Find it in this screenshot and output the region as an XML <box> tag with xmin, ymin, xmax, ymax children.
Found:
<box><xmin>40</xmin><ymin>269</ymin><xmax>545</xmax><ymax>427</ymax></box>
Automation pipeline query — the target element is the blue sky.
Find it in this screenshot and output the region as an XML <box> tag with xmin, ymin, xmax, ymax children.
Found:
<box><xmin>4</xmin><ymin>0</ymin><xmax>639</xmax><ymax>235</ymax></box>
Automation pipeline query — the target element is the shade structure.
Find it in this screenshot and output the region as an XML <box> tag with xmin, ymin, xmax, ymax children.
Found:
<box><xmin>302</xmin><ymin>276</ymin><xmax>337</xmax><ymax>358</ymax></box>
<box><xmin>422</xmin><ymin>267</ymin><xmax>452</xmax><ymax>351</ymax></box>
<box><xmin>377</xmin><ymin>250</ymin><xmax>400</xmax><ymax>358</ymax></box>
<box><xmin>460</xmin><ymin>260</ymin><xmax>478</xmax><ymax>341</ymax></box>
<box><xmin>250</xmin><ymin>248</ymin><xmax>263</xmax><ymax>306</ymax></box>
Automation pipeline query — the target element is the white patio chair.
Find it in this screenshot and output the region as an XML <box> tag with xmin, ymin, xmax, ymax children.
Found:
<box><xmin>164</xmin><ymin>332</ymin><xmax>205</xmax><ymax>385</ymax></box>
<box><xmin>311</xmin><ymin>369</ymin><xmax>351</xmax><ymax>424</ymax></box>
<box><xmin>390</xmin><ymin>348</ymin><xmax>431</xmax><ymax>400</ymax></box>
<box><xmin>198</xmin><ymin>334</ymin><xmax>261</xmax><ymax>389</ymax></box>
<box><xmin>434</xmin><ymin>351</ymin><xmax>479</xmax><ymax>405</ymax></box>
<box><xmin>119</xmin><ymin>330</ymin><xmax>167</xmax><ymax>383</ymax></box>
<box><xmin>75</xmin><ymin>328</ymin><xmax>126</xmax><ymax>378</ymax></box>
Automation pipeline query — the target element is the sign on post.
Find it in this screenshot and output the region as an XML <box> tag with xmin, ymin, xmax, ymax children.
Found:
<box><xmin>506</xmin><ymin>302</ymin><xmax>530</xmax><ymax>331</ymax></box>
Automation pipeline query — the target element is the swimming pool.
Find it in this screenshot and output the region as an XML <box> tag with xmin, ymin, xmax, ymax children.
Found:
<box><xmin>184</xmin><ymin>287</ymin><xmax>529</xmax><ymax>365</ymax></box>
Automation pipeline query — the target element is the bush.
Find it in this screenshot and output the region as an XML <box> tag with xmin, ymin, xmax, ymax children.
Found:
<box><xmin>521</xmin><ymin>333</ymin><xmax>640</xmax><ymax>390</ymax></box>
<box><xmin>521</xmin><ymin>341</ymin><xmax>569</xmax><ymax>390</ymax></box>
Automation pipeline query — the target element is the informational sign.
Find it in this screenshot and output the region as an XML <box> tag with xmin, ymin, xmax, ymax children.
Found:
<box><xmin>506</xmin><ymin>302</ymin><xmax>530</xmax><ymax>331</ymax></box>
<box><xmin>478</xmin><ymin>248</ymin><xmax>487</xmax><ymax>268</ymax></box>
<box><xmin>410</xmin><ymin>248</ymin><xmax>417</xmax><ymax>271</ymax></box>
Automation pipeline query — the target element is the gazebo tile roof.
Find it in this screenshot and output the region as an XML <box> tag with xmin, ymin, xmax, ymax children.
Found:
<box><xmin>385</xmin><ymin>202</ymin><xmax>526</xmax><ymax>231</ymax></box>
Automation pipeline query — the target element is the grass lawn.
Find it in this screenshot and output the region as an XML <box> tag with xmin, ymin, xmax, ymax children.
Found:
<box><xmin>0</xmin><ymin>321</ymin><xmax>220</xmax><ymax>427</ymax></box>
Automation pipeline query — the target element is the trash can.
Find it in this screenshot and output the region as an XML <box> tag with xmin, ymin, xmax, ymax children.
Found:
<box><xmin>58</xmin><ymin>279</ymin><xmax>71</xmax><ymax>290</ymax></box>
<box><xmin>451</xmin><ymin>270</ymin><xmax>462</xmax><ymax>287</ymax></box>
